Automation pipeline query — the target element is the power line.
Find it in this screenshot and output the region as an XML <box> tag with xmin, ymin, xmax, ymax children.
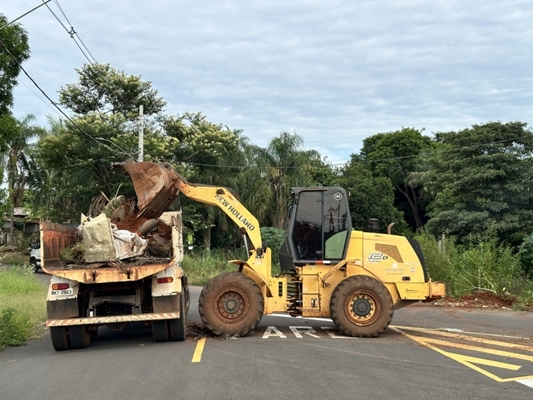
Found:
<box><xmin>43</xmin><ymin>0</ymin><xmax>96</xmax><ymax>64</ymax></box>
<box><xmin>3</xmin><ymin>2</ymin><xmax>144</xmax><ymax>162</ymax></box>
<box><xmin>0</xmin><ymin>0</ymin><xmax>52</xmax><ymax>31</ymax></box>
<box><xmin>43</xmin><ymin>0</ymin><xmax>144</xmax><ymax>119</ymax></box>
<box><xmin>175</xmin><ymin>132</ymin><xmax>533</xmax><ymax>170</ymax></box>
<box><xmin>18</xmin><ymin>79</ymin><xmax>61</xmax><ymax>116</ymax></box>
<box><xmin>0</xmin><ymin>37</ymin><xmax>135</xmax><ymax>159</ymax></box>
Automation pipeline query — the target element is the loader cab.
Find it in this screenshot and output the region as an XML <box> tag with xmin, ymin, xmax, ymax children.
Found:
<box><xmin>279</xmin><ymin>187</ymin><xmax>351</xmax><ymax>271</ymax></box>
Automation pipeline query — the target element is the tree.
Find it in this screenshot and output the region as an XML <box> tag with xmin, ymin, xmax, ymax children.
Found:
<box><xmin>0</xmin><ymin>115</ymin><xmax>45</xmax><ymax>244</ymax></box>
<box><xmin>58</xmin><ymin>63</ymin><xmax>166</xmax><ymax>118</ymax></box>
<box><xmin>425</xmin><ymin>121</ymin><xmax>533</xmax><ymax>246</ymax></box>
<box><xmin>0</xmin><ymin>15</ymin><xmax>30</xmax><ymax>245</ymax></box>
<box><xmin>259</xmin><ymin>131</ymin><xmax>319</xmax><ymax>229</ymax></box>
<box><xmin>35</xmin><ymin>113</ymin><xmax>173</xmax><ymax>221</ymax></box>
<box><xmin>236</xmin><ymin>141</ymin><xmax>339</xmax><ymax>229</ymax></box>
<box><xmin>162</xmin><ymin>112</ymin><xmax>242</xmax><ymax>249</ymax></box>
<box><xmin>0</xmin><ymin>14</ymin><xmax>30</xmax><ymax>115</ymax></box>
<box><xmin>339</xmin><ymin>155</ymin><xmax>408</xmax><ymax>234</ymax></box>
<box><xmin>0</xmin><ymin>115</ymin><xmax>19</xmax><ymax>218</ymax></box>
<box><xmin>359</xmin><ymin>128</ymin><xmax>434</xmax><ymax>230</ymax></box>
<box><xmin>34</xmin><ymin>63</ymin><xmax>172</xmax><ymax>221</ymax></box>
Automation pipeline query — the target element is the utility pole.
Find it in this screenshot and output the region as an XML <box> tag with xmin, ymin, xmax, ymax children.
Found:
<box><xmin>138</xmin><ymin>105</ymin><xmax>144</xmax><ymax>161</ymax></box>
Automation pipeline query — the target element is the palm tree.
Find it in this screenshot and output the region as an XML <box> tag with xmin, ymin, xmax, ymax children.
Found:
<box><xmin>260</xmin><ymin>131</ymin><xmax>315</xmax><ymax>228</ymax></box>
<box><xmin>1</xmin><ymin>114</ymin><xmax>45</xmax><ymax>245</ymax></box>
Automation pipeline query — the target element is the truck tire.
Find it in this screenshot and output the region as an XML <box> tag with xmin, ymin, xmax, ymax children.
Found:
<box><xmin>50</xmin><ymin>327</ymin><xmax>70</xmax><ymax>351</ymax></box>
<box><xmin>152</xmin><ymin>320</ymin><xmax>169</xmax><ymax>342</ymax></box>
<box><xmin>169</xmin><ymin>292</ymin><xmax>187</xmax><ymax>341</ymax></box>
<box><xmin>199</xmin><ymin>272</ymin><xmax>264</xmax><ymax>337</ymax></box>
<box><xmin>330</xmin><ymin>275</ymin><xmax>393</xmax><ymax>338</ymax></box>
<box><xmin>90</xmin><ymin>326</ymin><xmax>98</xmax><ymax>340</ymax></box>
<box><xmin>29</xmin><ymin>258</ymin><xmax>38</xmax><ymax>273</ymax></box>
<box><xmin>185</xmin><ymin>284</ymin><xmax>190</xmax><ymax>314</ymax></box>
<box><xmin>69</xmin><ymin>325</ymin><xmax>92</xmax><ymax>349</ymax></box>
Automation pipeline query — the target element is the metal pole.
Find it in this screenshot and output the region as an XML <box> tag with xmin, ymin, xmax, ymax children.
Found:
<box><xmin>138</xmin><ymin>105</ymin><xmax>144</xmax><ymax>161</ymax></box>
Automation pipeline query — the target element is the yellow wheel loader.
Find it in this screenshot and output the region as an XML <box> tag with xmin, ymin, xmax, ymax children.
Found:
<box><xmin>119</xmin><ymin>160</ymin><xmax>445</xmax><ymax>338</ymax></box>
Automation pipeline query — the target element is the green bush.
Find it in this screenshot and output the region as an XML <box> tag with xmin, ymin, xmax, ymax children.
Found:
<box><xmin>0</xmin><ymin>267</ymin><xmax>47</xmax><ymax>350</ymax></box>
<box><xmin>452</xmin><ymin>241</ymin><xmax>522</xmax><ymax>296</ymax></box>
<box><xmin>0</xmin><ymin>308</ymin><xmax>33</xmax><ymax>348</ymax></box>
<box><xmin>416</xmin><ymin>231</ymin><xmax>527</xmax><ymax>299</ymax></box>
<box><xmin>414</xmin><ymin>230</ymin><xmax>458</xmax><ymax>288</ymax></box>
<box><xmin>260</xmin><ymin>226</ymin><xmax>285</xmax><ymax>256</ymax></box>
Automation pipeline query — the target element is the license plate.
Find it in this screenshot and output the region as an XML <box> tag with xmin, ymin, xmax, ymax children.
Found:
<box><xmin>51</xmin><ymin>289</ymin><xmax>73</xmax><ymax>296</ymax></box>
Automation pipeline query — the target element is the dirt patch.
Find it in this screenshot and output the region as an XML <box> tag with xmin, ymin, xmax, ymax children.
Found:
<box><xmin>434</xmin><ymin>291</ymin><xmax>518</xmax><ymax>309</ymax></box>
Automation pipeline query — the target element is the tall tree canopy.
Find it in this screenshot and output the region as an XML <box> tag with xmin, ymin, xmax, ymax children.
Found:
<box><xmin>35</xmin><ymin>113</ymin><xmax>174</xmax><ymax>221</ymax></box>
<box><xmin>339</xmin><ymin>155</ymin><xmax>408</xmax><ymax>234</ymax></box>
<box><xmin>35</xmin><ymin>63</ymin><xmax>171</xmax><ymax>221</ymax></box>
<box><xmin>258</xmin><ymin>131</ymin><xmax>320</xmax><ymax>229</ymax></box>
<box><xmin>0</xmin><ymin>14</ymin><xmax>30</xmax><ymax>115</ymax></box>
<box><xmin>0</xmin><ymin>115</ymin><xmax>45</xmax><ymax>244</ymax></box>
<box><xmin>58</xmin><ymin>63</ymin><xmax>166</xmax><ymax>118</ymax></box>
<box><xmin>162</xmin><ymin>112</ymin><xmax>242</xmax><ymax>249</ymax></box>
<box><xmin>2</xmin><ymin>115</ymin><xmax>45</xmax><ymax>207</ymax></box>
<box><xmin>426</xmin><ymin>121</ymin><xmax>533</xmax><ymax>246</ymax></box>
<box><xmin>359</xmin><ymin>127</ymin><xmax>434</xmax><ymax>230</ymax></box>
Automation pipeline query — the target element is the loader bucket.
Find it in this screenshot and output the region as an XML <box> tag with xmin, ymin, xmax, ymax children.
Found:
<box><xmin>115</xmin><ymin>160</ymin><xmax>182</xmax><ymax>219</ymax></box>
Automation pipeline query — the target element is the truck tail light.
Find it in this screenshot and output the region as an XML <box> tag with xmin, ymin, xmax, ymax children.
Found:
<box><xmin>52</xmin><ymin>283</ymin><xmax>70</xmax><ymax>290</ymax></box>
<box><xmin>157</xmin><ymin>277</ymin><xmax>173</xmax><ymax>284</ymax></box>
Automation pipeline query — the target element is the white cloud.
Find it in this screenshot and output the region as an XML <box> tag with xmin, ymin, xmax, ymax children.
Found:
<box><xmin>3</xmin><ymin>0</ymin><xmax>533</xmax><ymax>163</ymax></box>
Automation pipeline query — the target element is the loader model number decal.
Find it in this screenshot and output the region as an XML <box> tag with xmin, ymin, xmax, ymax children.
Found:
<box><xmin>216</xmin><ymin>195</ymin><xmax>256</xmax><ymax>231</ymax></box>
<box><xmin>368</xmin><ymin>252</ymin><xmax>388</xmax><ymax>262</ymax></box>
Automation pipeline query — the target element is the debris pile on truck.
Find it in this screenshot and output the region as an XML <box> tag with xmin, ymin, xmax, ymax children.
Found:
<box><xmin>58</xmin><ymin>206</ymin><xmax>176</xmax><ymax>267</ymax></box>
<box><xmin>42</xmin><ymin>161</ymin><xmax>188</xmax><ymax>351</ymax></box>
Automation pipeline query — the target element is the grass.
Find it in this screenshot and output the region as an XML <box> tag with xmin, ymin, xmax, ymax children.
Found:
<box><xmin>0</xmin><ymin>251</ymin><xmax>28</xmax><ymax>266</ymax></box>
<box><xmin>181</xmin><ymin>248</ymin><xmax>282</xmax><ymax>286</ymax></box>
<box><xmin>181</xmin><ymin>250</ymin><xmax>238</xmax><ymax>286</ymax></box>
<box><xmin>0</xmin><ymin>266</ymin><xmax>47</xmax><ymax>350</ymax></box>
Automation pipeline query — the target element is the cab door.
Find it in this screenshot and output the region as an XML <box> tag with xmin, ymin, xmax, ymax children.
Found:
<box><xmin>287</xmin><ymin>188</ymin><xmax>351</xmax><ymax>263</ymax></box>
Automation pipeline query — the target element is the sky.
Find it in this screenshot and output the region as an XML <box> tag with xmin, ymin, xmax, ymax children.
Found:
<box><xmin>2</xmin><ymin>0</ymin><xmax>533</xmax><ymax>164</ymax></box>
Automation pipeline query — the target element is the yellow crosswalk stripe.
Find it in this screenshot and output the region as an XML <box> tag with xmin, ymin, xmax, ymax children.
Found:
<box><xmin>391</xmin><ymin>326</ymin><xmax>533</xmax><ymax>383</ymax></box>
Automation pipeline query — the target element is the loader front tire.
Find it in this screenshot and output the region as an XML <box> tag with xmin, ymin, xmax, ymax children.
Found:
<box><xmin>199</xmin><ymin>272</ymin><xmax>264</xmax><ymax>337</ymax></box>
<box><xmin>330</xmin><ymin>275</ymin><xmax>393</xmax><ymax>338</ymax></box>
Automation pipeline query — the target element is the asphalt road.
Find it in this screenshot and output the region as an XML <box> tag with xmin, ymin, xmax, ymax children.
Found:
<box><xmin>1</xmin><ymin>272</ymin><xmax>532</xmax><ymax>400</ymax></box>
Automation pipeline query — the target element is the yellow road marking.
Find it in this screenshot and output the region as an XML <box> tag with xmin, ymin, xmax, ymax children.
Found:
<box><xmin>391</xmin><ymin>326</ymin><xmax>533</xmax><ymax>383</ymax></box>
<box><xmin>393</xmin><ymin>325</ymin><xmax>532</xmax><ymax>349</ymax></box>
<box><xmin>191</xmin><ymin>337</ymin><xmax>206</xmax><ymax>363</ymax></box>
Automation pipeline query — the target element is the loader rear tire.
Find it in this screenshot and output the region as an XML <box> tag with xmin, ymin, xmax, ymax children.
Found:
<box><xmin>50</xmin><ymin>327</ymin><xmax>70</xmax><ymax>351</ymax></box>
<box><xmin>169</xmin><ymin>292</ymin><xmax>187</xmax><ymax>341</ymax></box>
<box><xmin>199</xmin><ymin>272</ymin><xmax>264</xmax><ymax>337</ymax></box>
<box><xmin>330</xmin><ymin>275</ymin><xmax>393</xmax><ymax>338</ymax></box>
<box><xmin>68</xmin><ymin>325</ymin><xmax>92</xmax><ymax>349</ymax></box>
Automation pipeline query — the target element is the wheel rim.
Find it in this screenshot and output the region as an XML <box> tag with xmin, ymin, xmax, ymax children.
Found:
<box><xmin>215</xmin><ymin>289</ymin><xmax>248</xmax><ymax>323</ymax></box>
<box><xmin>345</xmin><ymin>289</ymin><xmax>381</xmax><ymax>326</ymax></box>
